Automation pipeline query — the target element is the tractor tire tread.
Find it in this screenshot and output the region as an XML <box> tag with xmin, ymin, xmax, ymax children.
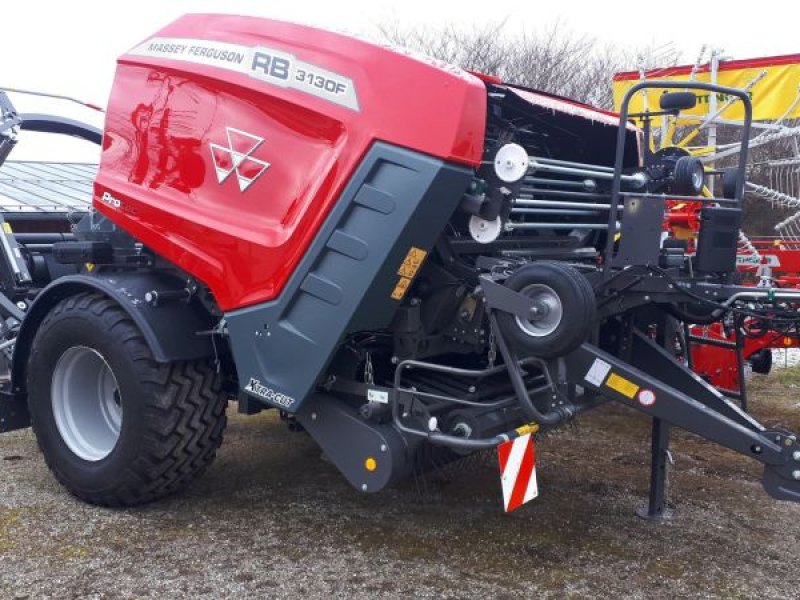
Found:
<box><xmin>28</xmin><ymin>292</ymin><xmax>227</xmax><ymax>507</ymax></box>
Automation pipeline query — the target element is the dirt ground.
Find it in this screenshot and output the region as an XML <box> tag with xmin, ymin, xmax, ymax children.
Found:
<box><xmin>1</xmin><ymin>372</ymin><xmax>800</xmax><ymax>599</ymax></box>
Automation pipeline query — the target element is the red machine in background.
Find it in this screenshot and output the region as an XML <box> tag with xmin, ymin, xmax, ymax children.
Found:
<box><xmin>665</xmin><ymin>199</ymin><xmax>800</xmax><ymax>401</ymax></box>
<box><xmin>615</xmin><ymin>49</ymin><xmax>800</xmax><ymax>404</ymax></box>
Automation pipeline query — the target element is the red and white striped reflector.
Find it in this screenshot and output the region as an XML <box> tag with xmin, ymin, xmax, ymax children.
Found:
<box><xmin>497</xmin><ymin>433</ymin><xmax>538</xmax><ymax>513</ymax></box>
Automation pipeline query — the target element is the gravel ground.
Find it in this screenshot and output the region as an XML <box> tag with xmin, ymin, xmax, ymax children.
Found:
<box><xmin>1</xmin><ymin>373</ymin><xmax>800</xmax><ymax>599</ymax></box>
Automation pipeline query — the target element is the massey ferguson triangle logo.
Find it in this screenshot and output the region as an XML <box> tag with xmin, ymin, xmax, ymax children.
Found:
<box><xmin>209</xmin><ymin>127</ymin><xmax>270</xmax><ymax>192</ymax></box>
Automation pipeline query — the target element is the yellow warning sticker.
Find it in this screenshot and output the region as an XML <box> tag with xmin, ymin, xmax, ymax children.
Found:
<box><xmin>2</xmin><ymin>223</ymin><xmax>12</xmax><ymax>234</ymax></box>
<box><xmin>397</xmin><ymin>247</ymin><xmax>427</xmax><ymax>278</ymax></box>
<box><xmin>391</xmin><ymin>277</ymin><xmax>412</xmax><ymax>300</ymax></box>
<box><xmin>605</xmin><ymin>372</ymin><xmax>639</xmax><ymax>399</ymax></box>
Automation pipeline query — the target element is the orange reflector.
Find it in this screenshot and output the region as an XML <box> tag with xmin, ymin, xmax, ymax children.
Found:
<box><xmin>364</xmin><ymin>457</ymin><xmax>377</xmax><ymax>472</ymax></box>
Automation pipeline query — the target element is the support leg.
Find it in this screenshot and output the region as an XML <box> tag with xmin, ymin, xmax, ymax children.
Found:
<box><xmin>636</xmin><ymin>417</ymin><xmax>672</xmax><ymax>521</ymax></box>
<box><xmin>734</xmin><ymin>314</ymin><xmax>748</xmax><ymax>412</ymax></box>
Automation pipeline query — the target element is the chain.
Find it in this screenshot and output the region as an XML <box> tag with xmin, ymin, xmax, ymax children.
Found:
<box><xmin>364</xmin><ymin>351</ymin><xmax>374</xmax><ymax>385</ymax></box>
<box><xmin>487</xmin><ymin>327</ymin><xmax>497</xmax><ymax>367</ymax></box>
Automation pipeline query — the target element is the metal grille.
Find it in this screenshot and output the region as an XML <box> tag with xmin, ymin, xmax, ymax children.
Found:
<box><xmin>0</xmin><ymin>161</ymin><xmax>96</xmax><ymax>214</ymax></box>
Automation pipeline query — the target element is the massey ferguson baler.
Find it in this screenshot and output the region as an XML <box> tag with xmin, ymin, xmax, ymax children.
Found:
<box><xmin>2</xmin><ymin>14</ymin><xmax>800</xmax><ymax>517</ymax></box>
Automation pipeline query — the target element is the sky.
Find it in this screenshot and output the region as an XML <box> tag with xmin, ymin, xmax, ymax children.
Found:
<box><xmin>2</xmin><ymin>0</ymin><xmax>797</xmax><ymax>162</ymax></box>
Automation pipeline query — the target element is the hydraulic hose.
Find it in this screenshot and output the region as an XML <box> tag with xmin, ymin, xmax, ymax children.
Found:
<box><xmin>659</xmin><ymin>302</ymin><xmax>724</xmax><ymax>325</ymax></box>
<box><xmin>488</xmin><ymin>312</ymin><xmax>573</xmax><ymax>426</ymax></box>
<box><xmin>426</xmin><ymin>393</ymin><xmax>608</xmax><ymax>451</ymax></box>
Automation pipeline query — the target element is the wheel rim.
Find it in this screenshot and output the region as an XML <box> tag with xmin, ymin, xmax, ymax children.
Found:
<box><xmin>691</xmin><ymin>166</ymin><xmax>704</xmax><ymax>191</ymax></box>
<box><xmin>514</xmin><ymin>283</ymin><xmax>563</xmax><ymax>338</ymax></box>
<box><xmin>51</xmin><ymin>346</ymin><xmax>122</xmax><ymax>462</ymax></box>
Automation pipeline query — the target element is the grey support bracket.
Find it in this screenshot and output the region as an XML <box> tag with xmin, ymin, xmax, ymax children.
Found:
<box><xmin>480</xmin><ymin>275</ymin><xmax>540</xmax><ymax>321</ymax></box>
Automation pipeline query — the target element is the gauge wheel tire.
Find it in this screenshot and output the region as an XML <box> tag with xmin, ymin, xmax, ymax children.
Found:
<box><xmin>672</xmin><ymin>156</ymin><xmax>705</xmax><ymax>196</ymax></box>
<box><xmin>26</xmin><ymin>292</ymin><xmax>228</xmax><ymax>507</ymax></box>
<box><xmin>496</xmin><ymin>262</ymin><xmax>596</xmax><ymax>359</ymax></box>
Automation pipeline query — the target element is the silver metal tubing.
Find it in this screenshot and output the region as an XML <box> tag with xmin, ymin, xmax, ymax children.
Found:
<box><xmin>523</xmin><ymin>176</ymin><xmax>598</xmax><ymax>190</ymax></box>
<box><xmin>518</xmin><ymin>187</ymin><xmax>610</xmax><ymax>200</ymax></box>
<box><xmin>529</xmin><ymin>159</ymin><xmax>647</xmax><ymax>187</ymax></box>
<box><xmin>616</xmin><ymin>191</ymin><xmax>739</xmax><ymax>204</ymax></box>
<box><xmin>0</xmin><ymin>86</ymin><xmax>104</xmax><ymax>112</ymax></box>
<box><xmin>511</xmin><ymin>208</ymin><xmax>600</xmax><ymax>216</ymax></box>
<box><xmin>722</xmin><ymin>289</ymin><xmax>800</xmax><ymax>305</ymax></box>
<box><xmin>514</xmin><ymin>198</ymin><xmax>611</xmax><ymax>211</ymax></box>
<box><xmin>533</xmin><ymin>156</ymin><xmax>615</xmax><ymax>173</ymax></box>
<box><xmin>507</xmin><ymin>222</ymin><xmax>618</xmax><ymax>230</ymax></box>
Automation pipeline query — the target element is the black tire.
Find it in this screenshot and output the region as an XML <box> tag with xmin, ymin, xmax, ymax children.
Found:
<box><xmin>721</xmin><ymin>167</ymin><xmax>739</xmax><ymax>200</ymax></box>
<box><xmin>749</xmin><ymin>348</ymin><xmax>773</xmax><ymax>375</ymax></box>
<box><xmin>672</xmin><ymin>156</ymin><xmax>705</xmax><ymax>196</ymax></box>
<box><xmin>496</xmin><ymin>262</ymin><xmax>596</xmax><ymax>359</ymax></box>
<box><xmin>27</xmin><ymin>292</ymin><xmax>228</xmax><ymax>507</ymax></box>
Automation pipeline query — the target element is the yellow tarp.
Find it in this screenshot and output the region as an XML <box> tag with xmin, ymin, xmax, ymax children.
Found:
<box><xmin>613</xmin><ymin>55</ymin><xmax>800</xmax><ymax>124</ymax></box>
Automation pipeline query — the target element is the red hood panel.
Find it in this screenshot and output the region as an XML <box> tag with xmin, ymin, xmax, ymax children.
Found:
<box><xmin>94</xmin><ymin>14</ymin><xmax>487</xmax><ymax>310</ymax></box>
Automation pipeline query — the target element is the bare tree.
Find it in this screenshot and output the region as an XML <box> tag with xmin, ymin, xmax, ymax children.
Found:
<box><xmin>377</xmin><ymin>21</ymin><xmax>680</xmax><ymax>109</ymax></box>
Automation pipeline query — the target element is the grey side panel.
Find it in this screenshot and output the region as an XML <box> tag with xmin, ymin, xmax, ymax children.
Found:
<box><xmin>226</xmin><ymin>142</ymin><xmax>473</xmax><ymax>411</ymax></box>
<box><xmin>613</xmin><ymin>195</ymin><xmax>665</xmax><ymax>267</ymax></box>
<box><xmin>295</xmin><ymin>394</ymin><xmax>418</xmax><ymax>492</ymax></box>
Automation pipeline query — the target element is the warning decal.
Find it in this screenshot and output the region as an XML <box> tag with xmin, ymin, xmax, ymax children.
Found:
<box><xmin>391</xmin><ymin>277</ymin><xmax>412</xmax><ymax>300</ymax></box>
<box><xmin>397</xmin><ymin>247</ymin><xmax>428</xmax><ymax>278</ymax></box>
<box><xmin>390</xmin><ymin>246</ymin><xmax>428</xmax><ymax>301</ymax></box>
<box><xmin>584</xmin><ymin>358</ymin><xmax>612</xmax><ymax>387</ymax></box>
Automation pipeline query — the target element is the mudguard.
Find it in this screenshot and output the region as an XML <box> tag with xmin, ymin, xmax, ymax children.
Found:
<box><xmin>11</xmin><ymin>272</ymin><xmax>217</xmax><ymax>398</ymax></box>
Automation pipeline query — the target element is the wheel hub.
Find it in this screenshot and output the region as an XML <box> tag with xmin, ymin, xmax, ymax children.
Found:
<box><xmin>51</xmin><ymin>346</ymin><xmax>122</xmax><ymax>462</ymax></box>
<box><xmin>515</xmin><ymin>283</ymin><xmax>563</xmax><ymax>337</ymax></box>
